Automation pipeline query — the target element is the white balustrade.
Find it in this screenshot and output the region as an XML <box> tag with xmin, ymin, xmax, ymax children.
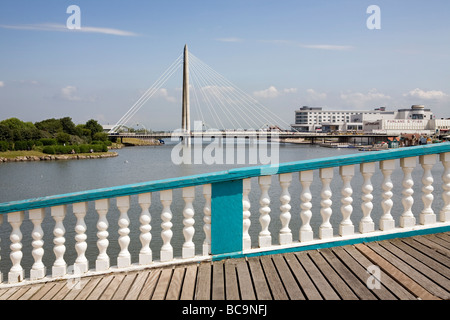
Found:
<box><xmin>29</xmin><ymin>208</ymin><xmax>46</xmax><ymax>280</ymax></box>
<box><xmin>242</xmin><ymin>179</ymin><xmax>251</xmax><ymax>250</ymax></box>
<box><xmin>0</xmin><ymin>215</ymin><xmax>2</xmax><ymax>283</ymax></box>
<box><xmin>441</xmin><ymin>153</ymin><xmax>450</xmax><ymax>222</ymax></box>
<box><xmin>258</xmin><ymin>175</ymin><xmax>272</xmax><ymax>247</ymax></box>
<box><xmin>51</xmin><ymin>205</ymin><xmax>67</xmax><ymax>278</ymax></box>
<box><xmin>182</xmin><ymin>186</ymin><xmax>196</xmax><ymax>259</ymax></box>
<box><xmin>299</xmin><ymin>170</ymin><xmax>314</xmax><ymax>242</ymax></box>
<box><xmin>95</xmin><ymin>199</ymin><xmax>110</xmax><ymax>271</ymax></box>
<box><xmin>160</xmin><ymin>190</ymin><xmax>173</xmax><ymax>262</ymax></box>
<box><xmin>400</xmin><ymin>157</ymin><xmax>416</xmax><ymax>228</ymax></box>
<box><xmin>73</xmin><ymin>202</ymin><xmax>88</xmax><ymax>274</ymax></box>
<box><xmin>420</xmin><ymin>154</ymin><xmax>437</xmax><ymax>225</ymax></box>
<box><xmin>8</xmin><ymin>211</ymin><xmax>24</xmax><ymax>283</ymax></box>
<box><xmin>279</xmin><ymin>173</ymin><xmax>292</xmax><ymax>245</ymax></box>
<box><xmin>138</xmin><ymin>193</ymin><xmax>152</xmax><ymax>265</ymax></box>
<box><xmin>359</xmin><ymin>162</ymin><xmax>375</xmax><ymax>233</ymax></box>
<box><xmin>117</xmin><ymin>196</ymin><xmax>131</xmax><ymax>268</ymax></box>
<box><xmin>203</xmin><ymin>184</ymin><xmax>212</xmax><ymax>255</ymax></box>
<box><xmin>379</xmin><ymin>160</ymin><xmax>396</xmax><ymax>231</ymax></box>
<box><xmin>339</xmin><ymin>165</ymin><xmax>355</xmax><ymax>236</ymax></box>
<box><xmin>319</xmin><ymin>168</ymin><xmax>334</xmax><ymax>239</ymax></box>
<box><xmin>2</xmin><ymin>146</ymin><xmax>450</xmax><ymax>287</ymax></box>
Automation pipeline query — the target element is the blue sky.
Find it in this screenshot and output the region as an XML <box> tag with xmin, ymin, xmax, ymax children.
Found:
<box><xmin>0</xmin><ymin>0</ymin><xmax>449</xmax><ymax>130</ymax></box>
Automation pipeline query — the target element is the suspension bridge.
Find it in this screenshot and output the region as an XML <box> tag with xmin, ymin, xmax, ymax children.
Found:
<box><xmin>107</xmin><ymin>45</ymin><xmax>395</xmax><ymax>144</ymax></box>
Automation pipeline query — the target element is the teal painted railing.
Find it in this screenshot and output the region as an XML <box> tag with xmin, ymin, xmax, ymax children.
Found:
<box><xmin>1</xmin><ymin>143</ymin><xmax>450</xmax><ymax>285</ymax></box>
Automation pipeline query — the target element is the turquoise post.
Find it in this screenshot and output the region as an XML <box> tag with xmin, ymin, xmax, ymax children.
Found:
<box><xmin>211</xmin><ymin>179</ymin><xmax>243</xmax><ymax>257</ymax></box>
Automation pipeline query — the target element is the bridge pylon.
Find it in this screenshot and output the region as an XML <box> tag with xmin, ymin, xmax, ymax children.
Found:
<box><xmin>182</xmin><ymin>44</ymin><xmax>190</xmax><ymax>135</ymax></box>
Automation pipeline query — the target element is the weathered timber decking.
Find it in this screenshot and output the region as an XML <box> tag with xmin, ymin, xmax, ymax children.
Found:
<box><xmin>1</xmin><ymin>232</ymin><xmax>449</xmax><ymax>300</ymax></box>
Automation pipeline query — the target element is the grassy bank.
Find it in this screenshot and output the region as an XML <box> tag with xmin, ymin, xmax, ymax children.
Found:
<box><xmin>0</xmin><ymin>150</ymin><xmax>117</xmax><ymax>162</ymax></box>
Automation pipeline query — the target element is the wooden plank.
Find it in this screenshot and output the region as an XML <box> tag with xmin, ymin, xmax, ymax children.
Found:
<box><xmin>402</xmin><ymin>237</ymin><xmax>450</xmax><ymax>269</ymax></box>
<box><xmin>284</xmin><ymin>253</ymin><xmax>322</xmax><ymax>300</ymax></box>
<box><xmin>166</xmin><ymin>267</ymin><xmax>185</xmax><ymax>300</ymax></box>
<box><xmin>98</xmin><ymin>274</ymin><xmax>126</xmax><ymax>300</ymax></box>
<box><xmin>17</xmin><ymin>283</ymin><xmax>45</xmax><ymax>300</ymax></box>
<box><xmin>6</xmin><ymin>286</ymin><xmax>34</xmax><ymax>300</ymax></box>
<box><xmin>30</xmin><ymin>282</ymin><xmax>57</xmax><ymax>300</ymax></box>
<box><xmin>422</xmin><ymin>235</ymin><xmax>450</xmax><ymax>257</ymax></box>
<box><xmin>356</xmin><ymin>243</ymin><xmax>439</xmax><ymax>300</ymax></box>
<box><xmin>378</xmin><ymin>241</ymin><xmax>450</xmax><ymax>295</ymax></box>
<box><xmin>41</xmin><ymin>281</ymin><xmax>66</xmax><ymax>300</ymax></box>
<box><xmin>86</xmin><ymin>274</ymin><xmax>115</xmax><ymax>300</ymax></box>
<box><xmin>393</xmin><ymin>239</ymin><xmax>450</xmax><ymax>279</ymax></box>
<box><xmin>75</xmin><ymin>277</ymin><xmax>104</xmax><ymax>300</ymax></box>
<box><xmin>295</xmin><ymin>251</ymin><xmax>339</xmax><ymax>300</ymax></box>
<box><xmin>0</xmin><ymin>287</ymin><xmax>22</xmax><ymax>300</ymax></box>
<box><xmin>138</xmin><ymin>268</ymin><xmax>162</xmax><ymax>300</ymax></box>
<box><xmin>180</xmin><ymin>264</ymin><xmax>198</xmax><ymax>300</ymax></box>
<box><xmin>271</xmin><ymin>254</ymin><xmax>304</xmax><ymax>300</ymax></box>
<box><xmin>195</xmin><ymin>262</ymin><xmax>212</xmax><ymax>300</ymax></box>
<box><xmin>412</xmin><ymin>235</ymin><xmax>450</xmax><ymax>258</ymax></box>
<box><xmin>321</xmin><ymin>248</ymin><xmax>377</xmax><ymax>300</ymax></box>
<box><xmin>247</xmin><ymin>257</ymin><xmax>272</xmax><ymax>300</ymax></box>
<box><xmin>125</xmin><ymin>270</ymin><xmax>151</xmax><ymax>300</ymax></box>
<box><xmin>212</xmin><ymin>261</ymin><xmax>225</xmax><ymax>300</ymax></box>
<box><xmin>260</xmin><ymin>256</ymin><xmax>288</xmax><ymax>300</ymax></box>
<box><xmin>111</xmin><ymin>273</ymin><xmax>138</xmax><ymax>300</ymax></box>
<box><xmin>152</xmin><ymin>268</ymin><xmax>173</xmax><ymax>300</ymax></box>
<box><xmin>224</xmin><ymin>260</ymin><xmax>240</xmax><ymax>300</ymax></box>
<box><xmin>309</xmin><ymin>250</ymin><xmax>358</xmax><ymax>300</ymax></box>
<box><xmin>235</xmin><ymin>258</ymin><xmax>256</xmax><ymax>300</ymax></box>
<box><xmin>344</xmin><ymin>245</ymin><xmax>414</xmax><ymax>300</ymax></box>
<box><xmin>332</xmin><ymin>246</ymin><xmax>398</xmax><ymax>300</ymax></box>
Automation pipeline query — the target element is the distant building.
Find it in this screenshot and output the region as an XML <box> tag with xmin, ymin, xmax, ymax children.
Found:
<box><xmin>292</xmin><ymin>105</ymin><xmax>450</xmax><ymax>135</ymax></box>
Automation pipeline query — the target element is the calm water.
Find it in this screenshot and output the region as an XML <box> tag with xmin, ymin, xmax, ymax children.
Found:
<box><xmin>0</xmin><ymin>142</ymin><xmax>445</xmax><ymax>275</ymax></box>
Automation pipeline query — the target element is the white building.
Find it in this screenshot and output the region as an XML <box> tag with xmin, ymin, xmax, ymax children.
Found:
<box><xmin>292</xmin><ymin>105</ymin><xmax>449</xmax><ymax>135</ymax></box>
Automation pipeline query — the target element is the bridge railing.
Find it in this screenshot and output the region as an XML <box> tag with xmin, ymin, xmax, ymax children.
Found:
<box><xmin>1</xmin><ymin>143</ymin><xmax>450</xmax><ymax>286</ymax></box>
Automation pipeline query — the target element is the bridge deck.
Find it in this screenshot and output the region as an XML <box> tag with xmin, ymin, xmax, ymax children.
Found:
<box><xmin>1</xmin><ymin>232</ymin><xmax>449</xmax><ymax>301</ymax></box>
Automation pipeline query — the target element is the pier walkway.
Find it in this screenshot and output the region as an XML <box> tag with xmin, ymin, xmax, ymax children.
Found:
<box><xmin>1</xmin><ymin>232</ymin><xmax>449</xmax><ymax>300</ymax></box>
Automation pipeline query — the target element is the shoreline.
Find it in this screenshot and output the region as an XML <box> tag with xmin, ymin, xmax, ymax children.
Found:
<box><xmin>0</xmin><ymin>151</ymin><xmax>118</xmax><ymax>163</ymax></box>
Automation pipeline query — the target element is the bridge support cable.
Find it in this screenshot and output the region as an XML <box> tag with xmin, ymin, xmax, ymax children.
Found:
<box><xmin>189</xmin><ymin>54</ymin><xmax>261</xmax><ymax>130</ymax></box>
<box><xmin>189</xmin><ymin>53</ymin><xmax>298</xmax><ymax>131</ymax></box>
<box><xmin>109</xmin><ymin>53</ymin><xmax>183</xmax><ymax>133</ymax></box>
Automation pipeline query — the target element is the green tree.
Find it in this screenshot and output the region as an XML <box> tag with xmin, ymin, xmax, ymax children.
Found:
<box><xmin>85</xmin><ymin>119</ymin><xmax>103</xmax><ymax>140</ymax></box>
<box><xmin>60</xmin><ymin>117</ymin><xmax>77</xmax><ymax>135</ymax></box>
<box><xmin>56</xmin><ymin>132</ymin><xmax>71</xmax><ymax>144</ymax></box>
<box><xmin>35</xmin><ymin>118</ymin><xmax>63</xmax><ymax>135</ymax></box>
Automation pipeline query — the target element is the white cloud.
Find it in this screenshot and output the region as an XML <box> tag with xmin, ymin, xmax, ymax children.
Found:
<box><xmin>0</xmin><ymin>23</ymin><xmax>138</xmax><ymax>37</ymax></box>
<box><xmin>0</xmin><ymin>81</ymin><xmax>4</xmax><ymax>87</ymax></box>
<box><xmin>58</xmin><ymin>86</ymin><xmax>81</xmax><ymax>101</ymax></box>
<box><xmin>253</xmin><ymin>86</ymin><xmax>297</xmax><ymax>99</ymax></box>
<box><xmin>260</xmin><ymin>40</ymin><xmax>354</xmax><ymax>51</ymax></box>
<box><xmin>340</xmin><ymin>88</ymin><xmax>391</xmax><ymax>108</ymax></box>
<box><xmin>403</xmin><ymin>88</ymin><xmax>448</xmax><ymax>100</ymax></box>
<box><xmin>305</xmin><ymin>89</ymin><xmax>327</xmax><ymax>101</ymax></box>
<box><xmin>153</xmin><ymin>88</ymin><xmax>177</xmax><ymax>103</ymax></box>
<box><xmin>216</xmin><ymin>37</ymin><xmax>244</xmax><ymax>43</ymax></box>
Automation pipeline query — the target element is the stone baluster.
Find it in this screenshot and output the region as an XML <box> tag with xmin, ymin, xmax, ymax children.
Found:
<box><xmin>440</xmin><ymin>153</ymin><xmax>450</xmax><ymax>222</ymax></box>
<box><xmin>299</xmin><ymin>170</ymin><xmax>314</xmax><ymax>242</ymax></box>
<box><xmin>73</xmin><ymin>202</ymin><xmax>88</xmax><ymax>274</ymax></box>
<box><xmin>8</xmin><ymin>211</ymin><xmax>24</xmax><ymax>283</ymax></box>
<box><xmin>258</xmin><ymin>175</ymin><xmax>272</xmax><ymax>247</ymax></box>
<box><xmin>420</xmin><ymin>154</ymin><xmax>437</xmax><ymax>225</ymax></box>
<box><xmin>51</xmin><ymin>205</ymin><xmax>67</xmax><ymax>277</ymax></box>
<box><xmin>95</xmin><ymin>199</ymin><xmax>110</xmax><ymax>271</ymax></box>
<box><xmin>29</xmin><ymin>208</ymin><xmax>46</xmax><ymax>280</ymax></box>
<box><xmin>203</xmin><ymin>184</ymin><xmax>212</xmax><ymax>255</ymax></box>
<box><xmin>359</xmin><ymin>162</ymin><xmax>375</xmax><ymax>233</ymax></box>
<box><xmin>400</xmin><ymin>157</ymin><xmax>416</xmax><ymax>227</ymax></box>
<box><xmin>242</xmin><ymin>179</ymin><xmax>251</xmax><ymax>250</ymax></box>
<box><xmin>160</xmin><ymin>190</ymin><xmax>173</xmax><ymax>262</ymax></box>
<box><xmin>138</xmin><ymin>193</ymin><xmax>152</xmax><ymax>265</ymax></box>
<box><xmin>182</xmin><ymin>186</ymin><xmax>196</xmax><ymax>259</ymax></box>
<box><xmin>380</xmin><ymin>160</ymin><xmax>396</xmax><ymax>231</ymax></box>
<box><xmin>279</xmin><ymin>173</ymin><xmax>292</xmax><ymax>245</ymax></box>
<box><xmin>0</xmin><ymin>214</ymin><xmax>2</xmax><ymax>283</ymax></box>
<box><xmin>319</xmin><ymin>168</ymin><xmax>333</xmax><ymax>239</ymax></box>
<box><xmin>117</xmin><ymin>196</ymin><xmax>131</xmax><ymax>268</ymax></box>
<box><xmin>339</xmin><ymin>165</ymin><xmax>355</xmax><ymax>236</ymax></box>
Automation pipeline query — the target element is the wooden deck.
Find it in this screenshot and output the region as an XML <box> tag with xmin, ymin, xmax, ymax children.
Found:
<box><xmin>1</xmin><ymin>232</ymin><xmax>449</xmax><ymax>301</ymax></box>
